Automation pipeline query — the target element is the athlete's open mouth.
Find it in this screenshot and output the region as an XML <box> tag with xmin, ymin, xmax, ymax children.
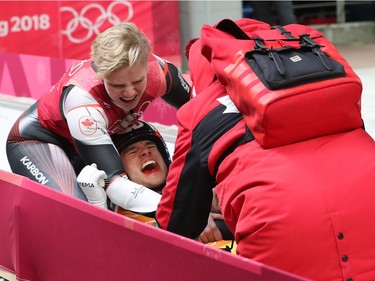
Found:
<box><xmin>120</xmin><ymin>96</ymin><xmax>137</xmax><ymax>103</ymax></box>
<box><xmin>141</xmin><ymin>160</ymin><xmax>160</xmax><ymax>174</ymax></box>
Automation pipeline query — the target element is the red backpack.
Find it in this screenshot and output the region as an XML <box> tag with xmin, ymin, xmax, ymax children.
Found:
<box><xmin>200</xmin><ymin>18</ymin><xmax>363</xmax><ymax>148</ymax></box>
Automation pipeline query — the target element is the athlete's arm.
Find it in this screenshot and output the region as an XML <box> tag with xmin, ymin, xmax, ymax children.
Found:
<box><xmin>154</xmin><ymin>55</ymin><xmax>191</xmax><ymax>108</ymax></box>
<box><xmin>156</xmin><ymin>83</ymin><xmax>244</xmax><ymax>239</ymax></box>
<box><xmin>63</xmin><ymin>86</ymin><xmax>124</xmax><ymax>178</ymax></box>
<box><xmin>64</xmin><ymin>87</ymin><xmax>161</xmax><ymax>213</ymax></box>
<box><xmin>155</xmin><ymin>117</ymin><xmax>214</xmax><ymax>239</ymax></box>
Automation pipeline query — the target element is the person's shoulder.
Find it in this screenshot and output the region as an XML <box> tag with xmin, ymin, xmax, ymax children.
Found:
<box><xmin>71</xmin><ymin>59</ymin><xmax>96</xmax><ymax>73</ymax></box>
<box><xmin>149</xmin><ymin>53</ymin><xmax>165</xmax><ymax>64</ymax></box>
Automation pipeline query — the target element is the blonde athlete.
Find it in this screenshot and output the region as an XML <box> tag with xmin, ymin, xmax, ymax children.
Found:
<box><xmin>6</xmin><ymin>22</ymin><xmax>190</xmax><ymax>213</ymax></box>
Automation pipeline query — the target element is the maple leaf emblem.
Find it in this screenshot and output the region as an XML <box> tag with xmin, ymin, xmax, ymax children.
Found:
<box><xmin>82</xmin><ymin>118</ymin><xmax>94</xmax><ymax>127</ymax></box>
<box><xmin>79</xmin><ymin>116</ymin><xmax>98</xmax><ymax>136</ymax></box>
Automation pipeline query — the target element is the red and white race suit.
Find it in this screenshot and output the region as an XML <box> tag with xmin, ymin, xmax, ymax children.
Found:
<box><xmin>7</xmin><ymin>54</ymin><xmax>190</xmax><ymax>201</ymax></box>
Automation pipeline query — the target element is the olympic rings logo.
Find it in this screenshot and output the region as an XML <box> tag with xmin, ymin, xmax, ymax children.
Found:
<box><xmin>61</xmin><ymin>1</ymin><xmax>134</xmax><ymax>44</ymax></box>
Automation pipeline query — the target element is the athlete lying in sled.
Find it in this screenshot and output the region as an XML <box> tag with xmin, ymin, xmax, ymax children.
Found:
<box><xmin>77</xmin><ymin>120</ymin><xmax>234</xmax><ymax>245</ymax></box>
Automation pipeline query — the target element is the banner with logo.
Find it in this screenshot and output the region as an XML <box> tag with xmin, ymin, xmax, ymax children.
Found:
<box><xmin>0</xmin><ymin>1</ymin><xmax>181</xmax><ymax>64</ymax></box>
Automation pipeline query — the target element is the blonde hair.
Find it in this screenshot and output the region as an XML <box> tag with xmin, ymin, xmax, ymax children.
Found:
<box><xmin>91</xmin><ymin>22</ymin><xmax>151</xmax><ymax>79</ymax></box>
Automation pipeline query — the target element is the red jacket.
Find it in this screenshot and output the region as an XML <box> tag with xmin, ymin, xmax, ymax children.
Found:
<box><xmin>157</xmin><ymin>36</ymin><xmax>375</xmax><ymax>280</ymax></box>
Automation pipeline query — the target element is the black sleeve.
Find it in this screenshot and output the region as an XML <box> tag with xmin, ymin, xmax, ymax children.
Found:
<box><xmin>74</xmin><ymin>141</ymin><xmax>125</xmax><ymax>180</ymax></box>
<box><xmin>161</xmin><ymin>61</ymin><xmax>191</xmax><ymax>109</ymax></box>
<box><xmin>164</xmin><ymin>104</ymin><xmax>244</xmax><ymax>238</ymax></box>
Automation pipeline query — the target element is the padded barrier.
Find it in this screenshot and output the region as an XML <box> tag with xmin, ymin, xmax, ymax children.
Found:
<box><xmin>0</xmin><ymin>169</ymin><xmax>308</xmax><ymax>281</ymax></box>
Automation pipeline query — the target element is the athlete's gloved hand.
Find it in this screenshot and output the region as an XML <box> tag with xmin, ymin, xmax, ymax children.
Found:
<box><xmin>106</xmin><ymin>175</ymin><xmax>161</xmax><ymax>213</ymax></box>
<box><xmin>77</xmin><ymin>163</ymin><xmax>108</xmax><ymax>209</ymax></box>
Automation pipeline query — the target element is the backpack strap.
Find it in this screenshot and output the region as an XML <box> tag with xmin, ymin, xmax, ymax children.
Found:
<box><xmin>272</xmin><ymin>25</ymin><xmax>296</xmax><ymax>39</ymax></box>
<box><xmin>272</xmin><ymin>25</ymin><xmax>334</xmax><ymax>71</ymax></box>
<box><xmin>215</xmin><ymin>21</ymin><xmax>286</xmax><ymax>75</ymax></box>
